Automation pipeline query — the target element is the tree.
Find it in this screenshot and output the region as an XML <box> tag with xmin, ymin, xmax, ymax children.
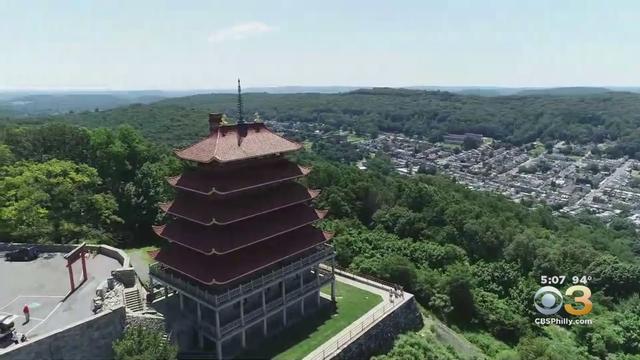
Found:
<box><xmin>366</xmin><ymin>153</ymin><xmax>394</xmax><ymax>175</ymax></box>
<box><xmin>587</xmin><ymin>255</ymin><xmax>640</xmax><ymax>297</ymax></box>
<box><xmin>444</xmin><ymin>264</ymin><xmax>475</xmax><ymax>323</ymax></box>
<box><xmin>0</xmin><ymin>144</ymin><xmax>14</xmax><ymax>166</ymax></box>
<box><xmin>473</xmin><ymin>290</ymin><xmax>527</xmax><ymax>343</ymax></box>
<box><xmin>378</xmin><ymin>255</ymin><xmax>419</xmax><ymax>290</ymax></box>
<box><xmin>417</xmin><ymin>163</ymin><xmax>437</xmax><ymax>175</ymax></box>
<box><xmin>0</xmin><ymin>160</ymin><xmax>121</xmax><ymax>244</ymax></box>
<box><xmin>372</xmin><ymin>332</ymin><xmax>462</xmax><ymax>360</ymax></box>
<box><xmin>113</xmin><ymin>326</ymin><xmax>177</xmax><ymax>360</ymax></box>
<box><xmin>516</xmin><ymin>327</ymin><xmax>592</xmax><ymax>360</ymax></box>
<box><xmin>462</xmin><ymin>136</ymin><xmax>482</xmax><ymax>150</ymax></box>
<box><xmin>2</xmin><ymin>122</ymin><xmax>92</xmax><ymax>163</ymax></box>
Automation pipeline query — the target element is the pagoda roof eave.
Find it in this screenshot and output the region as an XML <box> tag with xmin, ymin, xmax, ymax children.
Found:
<box><xmin>174</xmin><ymin>147</ymin><xmax>302</xmax><ymax>164</ymax></box>
<box><xmin>159</xmin><ymin>187</ymin><xmax>321</xmax><ymax>226</ymax></box>
<box><xmin>152</xmin><ymin>208</ymin><xmax>328</xmax><ymax>255</ymax></box>
<box><xmin>153</xmin><ymin>229</ymin><xmax>333</xmax><ymax>285</ymax></box>
<box><xmin>152</xmin><ymin>221</ymin><xmax>318</xmax><ymax>255</ymax></box>
<box><xmin>166</xmin><ymin>165</ymin><xmax>312</xmax><ymax>196</ymax></box>
<box><xmin>173</xmin><ymin>123</ymin><xmax>303</xmax><ymax>164</ymax></box>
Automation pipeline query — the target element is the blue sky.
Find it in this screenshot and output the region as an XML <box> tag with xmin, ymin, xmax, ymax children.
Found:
<box><xmin>1</xmin><ymin>0</ymin><xmax>639</xmax><ymax>90</ymax></box>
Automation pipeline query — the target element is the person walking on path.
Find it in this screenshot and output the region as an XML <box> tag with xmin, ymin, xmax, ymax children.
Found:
<box><xmin>23</xmin><ymin>304</ymin><xmax>30</xmax><ymax>323</ymax></box>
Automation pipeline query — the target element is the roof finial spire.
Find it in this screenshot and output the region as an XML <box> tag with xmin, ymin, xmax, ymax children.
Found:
<box><xmin>237</xmin><ymin>78</ymin><xmax>244</xmax><ymax>124</ymax></box>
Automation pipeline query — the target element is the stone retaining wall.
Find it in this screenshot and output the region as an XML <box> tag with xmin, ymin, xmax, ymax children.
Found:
<box><xmin>0</xmin><ymin>306</ymin><xmax>126</xmax><ymax>360</ymax></box>
<box><xmin>97</xmin><ymin>245</ymin><xmax>130</xmax><ymax>268</ymax></box>
<box><xmin>332</xmin><ymin>297</ymin><xmax>423</xmax><ymax>360</ymax></box>
<box><xmin>125</xmin><ymin>313</ymin><xmax>166</xmax><ymax>333</ymax></box>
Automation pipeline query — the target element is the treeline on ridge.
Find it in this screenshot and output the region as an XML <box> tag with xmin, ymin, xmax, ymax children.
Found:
<box><xmin>4</xmin><ymin>89</ymin><xmax>640</xmax><ymax>158</ymax></box>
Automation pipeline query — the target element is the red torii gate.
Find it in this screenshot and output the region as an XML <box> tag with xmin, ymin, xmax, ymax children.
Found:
<box><xmin>64</xmin><ymin>243</ymin><xmax>88</xmax><ymax>293</ymax></box>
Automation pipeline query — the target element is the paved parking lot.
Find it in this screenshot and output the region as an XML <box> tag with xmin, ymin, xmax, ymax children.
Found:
<box><xmin>0</xmin><ymin>251</ymin><xmax>121</xmax><ymax>349</ymax></box>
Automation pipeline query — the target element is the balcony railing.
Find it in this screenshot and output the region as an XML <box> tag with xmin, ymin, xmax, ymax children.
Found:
<box><xmin>265</xmin><ymin>298</ymin><xmax>284</xmax><ymax>312</ymax></box>
<box><xmin>150</xmin><ymin>245</ymin><xmax>334</xmax><ymax>308</ymax></box>
<box><xmin>194</xmin><ymin>270</ymin><xmax>334</xmax><ymax>340</ymax></box>
<box><xmin>244</xmin><ymin>307</ymin><xmax>264</xmax><ymax>323</ymax></box>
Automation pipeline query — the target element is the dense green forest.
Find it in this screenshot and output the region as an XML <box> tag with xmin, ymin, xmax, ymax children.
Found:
<box><xmin>0</xmin><ymin>123</ymin><xmax>179</xmax><ymax>245</ymax></box>
<box><xmin>4</xmin><ymin>89</ymin><xmax>640</xmax><ymax>158</ymax></box>
<box><xmin>1</xmin><ymin>121</ymin><xmax>639</xmax><ymax>359</ymax></box>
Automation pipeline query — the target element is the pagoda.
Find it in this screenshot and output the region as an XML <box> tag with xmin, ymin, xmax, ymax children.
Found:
<box><xmin>149</xmin><ymin>99</ymin><xmax>335</xmax><ymax>358</ymax></box>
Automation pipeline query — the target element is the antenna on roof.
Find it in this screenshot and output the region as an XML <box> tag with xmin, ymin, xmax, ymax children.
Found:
<box><xmin>237</xmin><ymin>78</ymin><xmax>244</xmax><ymax>124</ymax></box>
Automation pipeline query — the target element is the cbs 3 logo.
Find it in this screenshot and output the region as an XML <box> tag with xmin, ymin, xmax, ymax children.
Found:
<box><xmin>534</xmin><ymin>285</ymin><xmax>592</xmax><ymax>316</ymax></box>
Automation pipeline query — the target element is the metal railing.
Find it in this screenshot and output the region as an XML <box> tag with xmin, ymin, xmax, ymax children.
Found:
<box><xmin>319</xmin><ymin>263</ymin><xmax>398</xmax><ymax>293</ymax></box>
<box><xmin>286</xmin><ymin>288</ymin><xmax>302</xmax><ymax>301</ymax></box>
<box><xmin>220</xmin><ymin>318</ymin><xmax>242</xmax><ymax>335</ymax></box>
<box><xmin>304</xmin><ymin>268</ymin><xmax>406</xmax><ymax>360</ymax></box>
<box><xmin>149</xmin><ymin>245</ymin><xmax>334</xmax><ymax>308</ymax></box>
<box><xmin>265</xmin><ymin>298</ymin><xmax>284</xmax><ymax>312</ymax></box>
<box><xmin>306</xmin><ymin>300</ymin><xmax>398</xmax><ymax>360</ymax></box>
<box><xmin>244</xmin><ymin>307</ymin><xmax>264</xmax><ymax>323</ymax></box>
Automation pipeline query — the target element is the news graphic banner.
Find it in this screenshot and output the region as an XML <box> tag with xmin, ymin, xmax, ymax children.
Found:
<box><xmin>533</xmin><ymin>275</ymin><xmax>593</xmax><ymax>326</ymax></box>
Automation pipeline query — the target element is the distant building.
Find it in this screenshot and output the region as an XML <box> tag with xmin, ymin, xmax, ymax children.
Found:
<box><xmin>443</xmin><ymin>133</ymin><xmax>483</xmax><ymax>145</ymax></box>
<box><xmin>149</xmin><ymin>113</ymin><xmax>335</xmax><ymax>358</ymax></box>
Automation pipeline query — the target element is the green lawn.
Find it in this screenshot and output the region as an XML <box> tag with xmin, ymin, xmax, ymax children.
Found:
<box><xmin>242</xmin><ymin>280</ymin><xmax>382</xmax><ymax>360</ymax></box>
<box><xmin>124</xmin><ymin>245</ymin><xmax>159</xmax><ymax>266</ymax></box>
<box><xmin>125</xmin><ymin>245</ymin><xmax>159</xmax><ymax>284</ymax></box>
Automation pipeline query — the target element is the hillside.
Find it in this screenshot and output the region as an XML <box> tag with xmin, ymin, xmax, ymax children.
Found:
<box><xmin>4</xmin><ymin>89</ymin><xmax>640</xmax><ymax>156</ymax></box>
<box><xmin>515</xmin><ymin>86</ymin><xmax>612</xmax><ymax>96</ymax></box>
<box><xmin>0</xmin><ymin>92</ymin><xmax>167</xmax><ymax>116</ymax></box>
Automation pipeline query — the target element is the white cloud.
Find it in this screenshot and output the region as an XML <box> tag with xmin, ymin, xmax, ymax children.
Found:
<box><xmin>208</xmin><ymin>21</ymin><xmax>274</xmax><ymax>43</ymax></box>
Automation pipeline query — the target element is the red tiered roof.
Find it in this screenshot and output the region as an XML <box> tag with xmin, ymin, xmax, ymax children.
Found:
<box><xmin>153</xmin><ymin>116</ymin><xmax>332</xmax><ymax>287</ymax></box>
<box><xmin>168</xmin><ymin>159</ymin><xmax>310</xmax><ymax>196</ymax></box>
<box><xmin>153</xmin><ymin>205</ymin><xmax>327</xmax><ymax>254</ymax></box>
<box><xmin>175</xmin><ymin>123</ymin><xmax>302</xmax><ymax>164</ymax></box>
<box><xmin>153</xmin><ymin>226</ymin><xmax>332</xmax><ymax>285</ymax></box>
<box><xmin>160</xmin><ymin>182</ymin><xmax>320</xmax><ymax>225</ymax></box>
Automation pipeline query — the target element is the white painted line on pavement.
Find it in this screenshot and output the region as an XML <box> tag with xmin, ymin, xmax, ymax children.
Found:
<box><xmin>0</xmin><ymin>297</ymin><xmax>20</xmax><ymax>311</ymax></box>
<box><xmin>0</xmin><ymin>312</ymin><xmax>45</xmax><ymax>321</ymax></box>
<box><xmin>26</xmin><ymin>301</ymin><xmax>63</xmax><ymax>335</ymax></box>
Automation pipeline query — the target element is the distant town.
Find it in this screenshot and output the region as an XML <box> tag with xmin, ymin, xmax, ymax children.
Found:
<box><xmin>271</xmin><ymin>120</ymin><xmax>640</xmax><ymax>227</ymax></box>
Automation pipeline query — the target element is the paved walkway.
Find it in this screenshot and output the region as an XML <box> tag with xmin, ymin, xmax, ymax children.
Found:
<box><xmin>303</xmin><ymin>270</ymin><xmax>412</xmax><ymax>360</ymax></box>
<box><xmin>127</xmin><ymin>249</ymin><xmax>150</xmax><ymax>284</ymax></box>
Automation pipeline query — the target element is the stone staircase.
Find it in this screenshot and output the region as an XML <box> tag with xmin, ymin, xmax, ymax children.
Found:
<box><xmin>123</xmin><ymin>287</ymin><xmax>144</xmax><ymax>312</ymax></box>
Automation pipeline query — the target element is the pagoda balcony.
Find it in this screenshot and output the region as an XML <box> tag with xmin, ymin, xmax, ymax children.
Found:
<box><xmin>160</xmin><ymin>182</ymin><xmax>320</xmax><ymax>225</ymax></box>
<box><xmin>168</xmin><ymin>159</ymin><xmax>311</xmax><ymax>196</ymax></box>
<box><xmin>149</xmin><ymin>244</ymin><xmax>334</xmax><ymax>310</ymax></box>
<box><xmin>195</xmin><ymin>271</ymin><xmax>333</xmax><ymax>342</ymax></box>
